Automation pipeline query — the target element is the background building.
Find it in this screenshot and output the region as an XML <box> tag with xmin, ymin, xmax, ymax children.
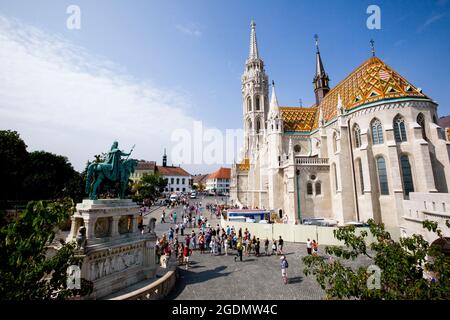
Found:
<box><xmin>193</xmin><ymin>174</ymin><xmax>208</xmax><ymax>191</ymax></box>
<box><xmin>206</xmin><ymin>167</ymin><xmax>231</xmax><ymax>195</ymax></box>
<box><xmin>130</xmin><ymin>160</ymin><xmax>156</xmax><ymax>182</ymax></box>
<box><xmin>156</xmin><ymin>149</ymin><xmax>192</xmax><ymax>193</ymax></box>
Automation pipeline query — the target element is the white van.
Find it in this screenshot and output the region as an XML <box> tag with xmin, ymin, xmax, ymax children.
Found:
<box><xmin>170</xmin><ymin>194</ymin><xmax>178</xmax><ymax>202</ymax></box>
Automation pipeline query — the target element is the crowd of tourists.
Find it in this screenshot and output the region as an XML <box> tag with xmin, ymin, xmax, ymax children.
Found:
<box><xmin>153</xmin><ymin>198</ymin><xmax>320</xmax><ymax>284</ymax></box>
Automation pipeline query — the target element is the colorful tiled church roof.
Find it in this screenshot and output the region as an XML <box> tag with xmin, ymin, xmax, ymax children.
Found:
<box><xmin>280</xmin><ymin>107</ymin><xmax>317</xmax><ymax>132</ymax></box>
<box><xmin>280</xmin><ymin>56</ymin><xmax>430</xmax><ymax>132</ymax></box>
<box><xmin>238</xmin><ymin>158</ymin><xmax>250</xmax><ymax>171</ymax></box>
<box><xmin>316</xmin><ymin>56</ymin><xmax>429</xmax><ymax>125</ymax></box>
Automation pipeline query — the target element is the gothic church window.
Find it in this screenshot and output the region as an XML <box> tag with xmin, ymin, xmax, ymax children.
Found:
<box><xmin>247</xmin><ymin>97</ymin><xmax>252</xmax><ymax>112</ymax></box>
<box><xmin>332</xmin><ymin>163</ymin><xmax>338</xmax><ymax>193</ymax></box>
<box><xmin>371</xmin><ymin>119</ymin><xmax>384</xmax><ymax>144</ymax></box>
<box><xmin>417</xmin><ymin>113</ymin><xmax>426</xmax><ymax>140</ymax></box>
<box><xmin>393</xmin><ymin>115</ymin><xmax>407</xmax><ymax>142</ymax></box>
<box><xmin>307</xmin><ymin>183</ymin><xmax>313</xmax><ymax>195</ymax></box>
<box><xmin>356</xmin><ymin>158</ymin><xmax>364</xmax><ymax>195</ymax></box>
<box><xmin>353</xmin><ymin>124</ymin><xmax>361</xmax><ymax>148</ymax></box>
<box><xmin>400</xmin><ymin>155</ymin><xmax>414</xmax><ymax>197</ymax></box>
<box><xmin>294</xmin><ymin>144</ymin><xmax>301</xmax><ymax>153</ymax></box>
<box><xmin>256</xmin><ymin>118</ymin><xmax>261</xmax><ymax>133</ymax></box>
<box><xmin>376</xmin><ymin>157</ymin><xmax>389</xmax><ymax>195</ymax></box>
<box><xmin>315</xmin><ymin>182</ymin><xmax>321</xmax><ymax>195</ymax></box>
<box><xmin>256</xmin><ymin>96</ymin><xmax>261</xmax><ymax>111</ymax></box>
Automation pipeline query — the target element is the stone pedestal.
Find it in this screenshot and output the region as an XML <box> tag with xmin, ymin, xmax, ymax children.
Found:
<box><xmin>66</xmin><ymin>199</ymin><xmax>157</xmax><ymax>299</ymax></box>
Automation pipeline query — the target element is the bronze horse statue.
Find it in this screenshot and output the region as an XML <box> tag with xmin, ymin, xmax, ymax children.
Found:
<box><xmin>85</xmin><ymin>158</ymin><xmax>138</xmax><ymax>200</ymax></box>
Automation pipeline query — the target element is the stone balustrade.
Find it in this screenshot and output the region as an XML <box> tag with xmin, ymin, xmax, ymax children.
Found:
<box><xmin>295</xmin><ymin>157</ymin><xmax>329</xmax><ymax>166</ymax></box>
<box><xmin>108</xmin><ymin>256</ymin><xmax>177</xmax><ymax>300</ymax></box>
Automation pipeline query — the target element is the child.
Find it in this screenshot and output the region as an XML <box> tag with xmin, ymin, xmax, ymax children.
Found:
<box><xmin>280</xmin><ymin>256</ymin><xmax>289</xmax><ymax>284</ymax></box>
<box><xmin>272</xmin><ymin>239</ymin><xmax>277</xmax><ymax>255</ymax></box>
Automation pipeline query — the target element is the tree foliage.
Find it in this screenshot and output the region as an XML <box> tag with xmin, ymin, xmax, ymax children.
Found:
<box><xmin>23</xmin><ymin>151</ymin><xmax>82</xmax><ymax>202</ymax></box>
<box><xmin>303</xmin><ymin>219</ymin><xmax>450</xmax><ymax>300</ymax></box>
<box><xmin>0</xmin><ymin>130</ymin><xmax>84</xmax><ymax>205</ymax></box>
<box><xmin>131</xmin><ymin>172</ymin><xmax>167</xmax><ymax>204</ymax></box>
<box><xmin>0</xmin><ymin>198</ymin><xmax>92</xmax><ymax>300</ymax></box>
<box><xmin>0</xmin><ymin>130</ymin><xmax>29</xmax><ymax>202</ymax></box>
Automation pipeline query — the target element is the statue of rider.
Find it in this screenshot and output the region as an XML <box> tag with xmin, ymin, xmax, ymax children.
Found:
<box><xmin>104</xmin><ymin>141</ymin><xmax>131</xmax><ymax>181</ymax></box>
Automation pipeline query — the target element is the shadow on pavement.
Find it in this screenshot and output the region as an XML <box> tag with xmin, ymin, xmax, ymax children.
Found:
<box><xmin>167</xmin><ymin>265</ymin><xmax>231</xmax><ymax>299</ymax></box>
<box><xmin>288</xmin><ymin>276</ymin><xmax>304</xmax><ymax>284</ymax></box>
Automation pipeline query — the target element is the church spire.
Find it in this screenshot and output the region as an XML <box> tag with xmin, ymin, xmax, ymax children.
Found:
<box><xmin>313</xmin><ymin>34</ymin><xmax>330</xmax><ymax>105</ymax></box>
<box><xmin>248</xmin><ymin>19</ymin><xmax>259</xmax><ymax>61</ymax></box>
<box><xmin>269</xmin><ymin>80</ymin><xmax>279</xmax><ymax>117</ymax></box>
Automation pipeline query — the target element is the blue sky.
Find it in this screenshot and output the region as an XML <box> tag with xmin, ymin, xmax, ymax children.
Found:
<box><xmin>0</xmin><ymin>0</ymin><xmax>449</xmax><ymax>173</ymax></box>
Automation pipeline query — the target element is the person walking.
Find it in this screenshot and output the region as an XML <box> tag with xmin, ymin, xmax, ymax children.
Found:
<box><xmin>278</xmin><ymin>236</ymin><xmax>284</xmax><ymax>255</ymax></box>
<box><xmin>280</xmin><ymin>255</ymin><xmax>289</xmax><ymax>284</ymax></box>
<box><xmin>161</xmin><ymin>210</ymin><xmax>166</xmax><ymax>223</ymax></box>
<box><xmin>183</xmin><ymin>245</ymin><xmax>191</xmax><ymax>270</ymax></box>
<box><xmin>234</xmin><ymin>238</ymin><xmax>243</xmax><ymax>262</ymax></box>
<box><xmin>173</xmin><ymin>211</ymin><xmax>177</xmax><ymax>224</ymax></box>
<box><xmin>224</xmin><ymin>235</ymin><xmax>229</xmax><ymax>256</ymax></box>
<box><xmin>180</xmin><ymin>222</ymin><xmax>185</xmax><ymax>236</ymax></box>
<box><xmin>255</xmin><ymin>238</ymin><xmax>260</xmax><ymax>257</ymax></box>
<box><xmin>306</xmin><ymin>238</ymin><xmax>312</xmax><ymax>255</ymax></box>
<box><xmin>312</xmin><ymin>240</ymin><xmax>319</xmax><ymax>256</ymax></box>
<box><xmin>264</xmin><ymin>238</ymin><xmax>269</xmax><ymax>256</ymax></box>
<box><xmin>198</xmin><ymin>232</ymin><xmax>205</xmax><ymax>254</ymax></box>
<box><xmin>272</xmin><ymin>239</ymin><xmax>277</xmax><ymax>255</ymax></box>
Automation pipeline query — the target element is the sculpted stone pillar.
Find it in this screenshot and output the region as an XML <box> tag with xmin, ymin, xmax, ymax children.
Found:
<box><xmin>84</xmin><ymin>218</ymin><xmax>96</xmax><ymax>240</ymax></box>
<box><xmin>111</xmin><ymin>216</ymin><xmax>121</xmax><ymax>238</ymax></box>
<box><xmin>132</xmin><ymin>216</ymin><xmax>139</xmax><ymax>233</ymax></box>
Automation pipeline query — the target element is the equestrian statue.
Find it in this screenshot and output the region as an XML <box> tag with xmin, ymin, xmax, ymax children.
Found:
<box><xmin>85</xmin><ymin>141</ymin><xmax>138</xmax><ymax>200</ymax></box>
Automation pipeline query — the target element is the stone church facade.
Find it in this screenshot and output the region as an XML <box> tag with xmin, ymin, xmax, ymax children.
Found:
<box><xmin>230</xmin><ymin>21</ymin><xmax>450</xmax><ymax>235</ymax></box>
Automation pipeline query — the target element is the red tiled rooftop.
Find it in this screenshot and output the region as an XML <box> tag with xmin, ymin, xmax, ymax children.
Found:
<box><xmin>156</xmin><ymin>165</ymin><xmax>191</xmax><ymax>177</ymax></box>
<box><xmin>207</xmin><ymin>167</ymin><xmax>231</xmax><ymax>180</ymax></box>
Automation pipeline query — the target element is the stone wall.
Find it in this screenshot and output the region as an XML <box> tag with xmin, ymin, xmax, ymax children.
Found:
<box><xmin>221</xmin><ymin>218</ymin><xmax>399</xmax><ymax>246</ymax></box>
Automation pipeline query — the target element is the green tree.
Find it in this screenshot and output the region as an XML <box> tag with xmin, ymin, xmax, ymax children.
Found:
<box><xmin>0</xmin><ymin>198</ymin><xmax>92</xmax><ymax>300</ymax></box>
<box><xmin>197</xmin><ymin>182</ymin><xmax>206</xmax><ymax>192</ymax></box>
<box><xmin>0</xmin><ymin>130</ymin><xmax>29</xmax><ymax>202</ymax></box>
<box><xmin>303</xmin><ymin>219</ymin><xmax>450</xmax><ymax>300</ymax></box>
<box><xmin>23</xmin><ymin>151</ymin><xmax>80</xmax><ymax>201</ymax></box>
<box><xmin>132</xmin><ymin>173</ymin><xmax>167</xmax><ymax>204</ymax></box>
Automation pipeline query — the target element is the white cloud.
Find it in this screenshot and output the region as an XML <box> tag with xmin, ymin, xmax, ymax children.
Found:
<box><xmin>417</xmin><ymin>13</ymin><xmax>447</xmax><ymax>32</ymax></box>
<box><xmin>175</xmin><ymin>24</ymin><xmax>202</xmax><ymax>37</ymax></box>
<box><xmin>0</xmin><ymin>15</ymin><xmax>218</xmax><ymax>172</ymax></box>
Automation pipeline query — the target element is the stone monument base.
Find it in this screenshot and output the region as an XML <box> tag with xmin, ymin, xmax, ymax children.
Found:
<box><xmin>66</xmin><ymin>199</ymin><xmax>157</xmax><ymax>299</ymax></box>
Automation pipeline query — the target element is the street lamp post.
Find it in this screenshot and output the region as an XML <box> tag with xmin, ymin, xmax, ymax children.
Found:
<box><xmin>296</xmin><ymin>169</ymin><xmax>302</xmax><ymax>224</ymax></box>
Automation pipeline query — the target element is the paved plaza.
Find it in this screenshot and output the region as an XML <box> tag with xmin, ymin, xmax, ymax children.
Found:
<box><xmin>144</xmin><ymin>196</ymin><xmax>373</xmax><ymax>300</ymax></box>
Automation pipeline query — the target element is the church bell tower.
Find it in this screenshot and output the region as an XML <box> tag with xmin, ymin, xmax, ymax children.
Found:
<box><xmin>242</xmin><ymin>19</ymin><xmax>269</xmax><ymax>157</ymax></box>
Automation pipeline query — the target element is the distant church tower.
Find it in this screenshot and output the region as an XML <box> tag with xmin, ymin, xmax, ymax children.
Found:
<box><xmin>242</xmin><ymin>19</ymin><xmax>269</xmax><ymax>156</ymax></box>
<box><xmin>162</xmin><ymin>148</ymin><xmax>167</xmax><ymax>167</ymax></box>
<box><xmin>313</xmin><ymin>35</ymin><xmax>330</xmax><ymax>104</ymax></box>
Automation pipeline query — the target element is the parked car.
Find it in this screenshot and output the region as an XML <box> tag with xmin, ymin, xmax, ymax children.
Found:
<box><xmin>303</xmin><ymin>217</ymin><xmax>338</xmax><ymax>227</ymax></box>
<box><xmin>344</xmin><ymin>221</ymin><xmax>369</xmax><ymax>227</ymax></box>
